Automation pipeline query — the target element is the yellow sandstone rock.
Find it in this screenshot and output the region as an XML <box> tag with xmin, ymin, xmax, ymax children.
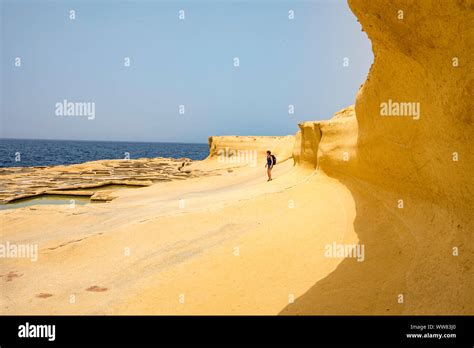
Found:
<box><xmin>0</xmin><ymin>0</ymin><xmax>471</xmax><ymax>315</ymax></box>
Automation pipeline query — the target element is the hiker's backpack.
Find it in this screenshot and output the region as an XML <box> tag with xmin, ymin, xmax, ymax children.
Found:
<box><xmin>271</xmin><ymin>155</ymin><xmax>277</xmax><ymax>165</ymax></box>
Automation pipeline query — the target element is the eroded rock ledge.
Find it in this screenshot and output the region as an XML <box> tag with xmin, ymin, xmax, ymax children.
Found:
<box><xmin>0</xmin><ymin>157</ymin><xmax>203</xmax><ymax>203</ymax></box>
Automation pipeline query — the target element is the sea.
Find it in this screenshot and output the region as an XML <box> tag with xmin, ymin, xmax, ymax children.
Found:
<box><xmin>0</xmin><ymin>138</ymin><xmax>209</xmax><ymax>167</ymax></box>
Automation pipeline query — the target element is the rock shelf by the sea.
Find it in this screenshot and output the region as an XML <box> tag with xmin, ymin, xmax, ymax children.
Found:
<box><xmin>0</xmin><ymin>157</ymin><xmax>203</xmax><ymax>203</ymax></box>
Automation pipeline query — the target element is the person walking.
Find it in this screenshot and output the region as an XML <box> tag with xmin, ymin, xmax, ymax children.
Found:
<box><xmin>265</xmin><ymin>150</ymin><xmax>276</xmax><ymax>181</ymax></box>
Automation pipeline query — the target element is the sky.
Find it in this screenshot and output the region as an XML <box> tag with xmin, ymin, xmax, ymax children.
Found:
<box><xmin>1</xmin><ymin>0</ymin><xmax>372</xmax><ymax>144</ymax></box>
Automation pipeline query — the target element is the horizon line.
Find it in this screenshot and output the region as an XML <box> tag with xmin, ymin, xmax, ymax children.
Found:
<box><xmin>0</xmin><ymin>137</ymin><xmax>209</xmax><ymax>145</ymax></box>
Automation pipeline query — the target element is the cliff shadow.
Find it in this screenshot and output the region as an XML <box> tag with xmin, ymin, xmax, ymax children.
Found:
<box><xmin>278</xmin><ymin>174</ymin><xmax>419</xmax><ymax>315</ymax></box>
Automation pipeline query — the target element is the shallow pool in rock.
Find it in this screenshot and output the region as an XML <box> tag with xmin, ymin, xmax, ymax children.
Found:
<box><xmin>0</xmin><ymin>184</ymin><xmax>146</xmax><ymax>210</ymax></box>
<box><xmin>0</xmin><ymin>195</ymin><xmax>91</xmax><ymax>210</ymax></box>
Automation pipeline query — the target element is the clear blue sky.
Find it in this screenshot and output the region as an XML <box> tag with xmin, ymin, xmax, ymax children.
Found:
<box><xmin>1</xmin><ymin>0</ymin><xmax>372</xmax><ymax>143</ymax></box>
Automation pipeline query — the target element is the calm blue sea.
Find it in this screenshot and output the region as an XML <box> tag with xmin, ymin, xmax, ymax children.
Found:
<box><xmin>0</xmin><ymin>139</ymin><xmax>209</xmax><ymax>167</ymax></box>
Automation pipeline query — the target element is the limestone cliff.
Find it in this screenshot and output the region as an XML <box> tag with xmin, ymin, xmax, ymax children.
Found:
<box><xmin>207</xmin><ymin>135</ymin><xmax>295</xmax><ymax>165</ymax></box>
<box><xmin>282</xmin><ymin>0</ymin><xmax>473</xmax><ymax>314</ymax></box>
<box><xmin>292</xmin><ymin>106</ymin><xmax>357</xmax><ymax>170</ymax></box>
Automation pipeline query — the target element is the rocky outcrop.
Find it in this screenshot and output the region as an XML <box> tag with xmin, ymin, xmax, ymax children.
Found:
<box><xmin>292</xmin><ymin>106</ymin><xmax>357</xmax><ymax>170</ymax></box>
<box><xmin>348</xmin><ymin>0</ymin><xmax>473</xmax><ymax>202</ymax></box>
<box><xmin>292</xmin><ymin>122</ymin><xmax>321</xmax><ymax>169</ymax></box>
<box><xmin>207</xmin><ymin>135</ymin><xmax>295</xmax><ymax>165</ymax></box>
<box><xmin>281</xmin><ymin>0</ymin><xmax>473</xmax><ymax>314</ymax></box>
<box><xmin>0</xmin><ymin>158</ymin><xmax>200</xmax><ymax>204</ymax></box>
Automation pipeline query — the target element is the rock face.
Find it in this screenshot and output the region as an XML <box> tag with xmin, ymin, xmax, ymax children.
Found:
<box><xmin>292</xmin><ymin>106</ymin><xmax>356</xmax><ymax>170</ymax></box>
<box><xmin>348</xmin><ymin>0</ymin><xmax>473</xmax><ymax>203</ymax></box>
<box><xmin>207</xmin><ymin>135</ymin><xmax>295</xmax><ymax>165</ymax></box>
<box><xmin>281</xmin><ymin>0</ymin><xmax>473</xmax><ymax>314</ymax></box>
<box><xmin>292</xmin><ymin>122</ymin><xmax>321</xmax><ymax>169</ymax></box>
